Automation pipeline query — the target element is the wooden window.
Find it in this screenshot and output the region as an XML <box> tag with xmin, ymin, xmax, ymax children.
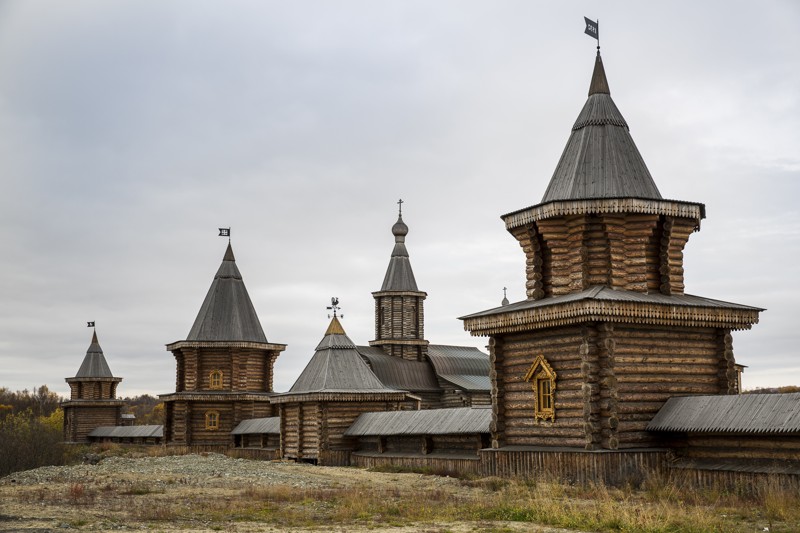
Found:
<box><xmin>524</xmin><ymin>355</ymin><xmax>557</xmax><ymax>422</ymax></box>
<box><xmin>205</xmin><ymin>411</ymin><xmax>220</xmax><ymax>430</ymax></box>
<box><xmin>209</xmin><ymin>370</ymin><xmax>223</xmax><ymax>390</ymax></box>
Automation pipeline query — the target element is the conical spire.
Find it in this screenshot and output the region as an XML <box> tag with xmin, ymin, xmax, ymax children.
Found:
<box><xmin>588</xmin><ymin>50</ymin><xmax>610</xmax><ymax>95</ymax></box>
<box><xmin>540</xmin><ymin>51</ymin><xmax>662</xmax><ymax>204</ymax></box>
<box><xmin>288</xmin><ymin>316</ymin><xmax>394</xmax><ymax>393</ymax></box>
<box><xmin>380</xmin><ymin>209</ymin><xmax>419</xmax><ymax>292</ymax></box>
<box><xmin>186</xmin><ymin>243</ymin><xmax>268</xmax><ymax>342</ymax></box>
<box><xmin>75</xmin><ymin>330</ymin><xmax>114</xmax><ymax>378</ymax></box>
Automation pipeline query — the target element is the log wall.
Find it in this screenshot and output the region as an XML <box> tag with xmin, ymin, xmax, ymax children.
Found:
<box><xmin>509</xmin><ymin>214</ymin><xmax>698</xmax><ymax>300</ymax></box>
<box><xmin>374</xmin><ymin>291</ymin><xmax>427</xmax><ymax>361</ymax></box>
<box><xmin>611</xmin><ymin>324</ymin><xmax>728</xmax><ymax>448</ymax></box>
<box><xmin>493</xmin><ymin>326</ymin><xmax>588</xmax><ymax>448</ymax></box>
<box><xmin>63</xmin><ymin>404</ymin><xmax>122</xmax><ymax>443</ymax></box>
<box><xmin>492</xmin><ymin>322</ymin><xmax>731</xmax><ymax>450</ymax></box>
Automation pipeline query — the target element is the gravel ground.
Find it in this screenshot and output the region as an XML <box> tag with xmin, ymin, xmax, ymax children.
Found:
<box><xmin>0</xmin><ymin>454</ymin><xmax>582</xmax><ymax>533</ymax></box>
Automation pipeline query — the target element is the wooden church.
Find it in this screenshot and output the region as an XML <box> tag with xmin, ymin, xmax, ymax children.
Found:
<box><xmin>159</xmin><ymin>243</ymin><xmax>286</xmax><ymax>447</ymax></box>
<box><xmin>459</xmin><ymin>50</ymin><xmax>765</xmax><ymax>479</ymax></box>
<box><xmin>62</xmin><ymin>331</ymin><xmax>125</xmax><ymax>443</ymax></box>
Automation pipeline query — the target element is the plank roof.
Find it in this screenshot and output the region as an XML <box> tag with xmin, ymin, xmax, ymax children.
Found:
<box><xmin>280</xmin><ymin>317</ymin><xmax>405</xmax><ymax>395</ymax></box>
<box><xmin>87</xmin><ymin>425</ymin><xmax>163</xmax><ymax>438</ymax></box>
<box><xmin>648</xmin><ymin>393</ymin><xmax>800</xmax><ymax>434</ymax></box>
<box><xmin>380</xmin><ymin>214</ymin><xmax>419</xmax><ymax>292</ymax></box>
<box><xmin>231</xmin><ymin>417</ymin><xmax>280</xmax><ymax>435</ymax></box>
<box><xmin>539</xmin><ymin>51</ymin><xmax>662</xmax><ymax>204</ymax></box>
<box><xmin>357</xmin><ymin>346</ymin><xmax>441</xmax><ymax>392</ymax></box>
<box><xmin>427</xmin><ymin>345</ymin><xmax>491</xmax><ymax>392</ymax></box>
<box><xmin>74</xmin><ymin>331</ymin><xmax>115</xmax><ymax>378</ymax></box>
<box><xmin>186</xmin><ymin>243</ymin><xmax>268</xmax><ymax>343</ymax></box>
<box><xmin>462</xmin><ymin>285</ymin><xmax>764</xmax><ymax>320</ymax></box>
<box><xmin>345</xmin><ymin>407</ymin><xmax>491</xmax><ymax>436</ymax></box>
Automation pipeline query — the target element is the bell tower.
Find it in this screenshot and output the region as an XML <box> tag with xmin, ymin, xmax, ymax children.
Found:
<box><xmin>369</xmin><ymin>201</ymin><xmax>428</xmax><ymax>361</ymax></box>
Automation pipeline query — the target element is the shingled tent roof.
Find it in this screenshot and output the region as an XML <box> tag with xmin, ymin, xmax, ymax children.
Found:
<box><xmin>186</xmin><ymin>243</ymin><xmax>268</xmax><ymax>343</ymax></box>
<box><xmin>75</xmin><ymin>331</ymin><xmax>115</xmax><ymax>378</ymax></box>
<box><xmin>284</xmin><ymin>317</ymin><xmax>405</xmax><ymax>394</ymax></box>
<box><xmin>380</xmin><ymin>214</ymin><xmax>419</xmax><ymax>292</ymax></box>
<box><xmin>539</xmin><ymin>51</ymin><xmax>662</xmax><ymax>203</ymax></box>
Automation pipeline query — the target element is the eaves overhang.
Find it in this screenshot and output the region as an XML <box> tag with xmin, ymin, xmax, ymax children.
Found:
<box><xmin>461</xmin><ymin>291</ymin><xmax>762</xmax><ymax>336</ymax></box>
<box><xmin>501</xmin><ymin>198</ymin><xmax>706</xmax><ymax>230</ymax></box>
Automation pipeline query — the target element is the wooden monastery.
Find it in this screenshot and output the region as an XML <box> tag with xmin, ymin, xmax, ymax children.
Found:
<box><xmin>61</xmin><ymin>46</ymin><xmax>800</xmax><ymax>487</ymax></box>
<box><xmin>62</xmin><ymin>331</ymin><xmax>125</xmax><ymax>443</ymax></box>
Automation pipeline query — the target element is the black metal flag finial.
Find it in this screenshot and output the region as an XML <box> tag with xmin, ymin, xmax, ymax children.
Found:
<box><xmin>218</xmin><ymin>227</ymin><xmax>231</xmax><ymax>242</ymax></box>
<box><xmin>87</xmin><ymin>321</ymin><xmax>95</xmax><ymax>328</ymax></box>
<box><xmin>584</xmin><ymin>17</ymin><xmax>599</xmax><ymax>49</ymax></box>
<box><xmin>327</xmin><ymin>297</ymin><xmax>343</xmax><ymax>319</ymax></box>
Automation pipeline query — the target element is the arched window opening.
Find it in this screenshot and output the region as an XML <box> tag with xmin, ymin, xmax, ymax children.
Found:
<box><xmin>205</xmin><ymin>411</ymin><xmax>220</xmax><ymax>430</ymax></box>
<box><xmin>209</xmin><ymin>370</ymin><xmax>223</xmax><ymax>390</ymax></box>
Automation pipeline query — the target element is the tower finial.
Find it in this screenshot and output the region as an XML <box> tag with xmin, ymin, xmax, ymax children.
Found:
<box><xmin>218</xmin><ymin>227</ymin><xmax>231</xmax><ymax>244</ymax></box>
<box><xmin>397</xmin><ymin>198</ymin><xmax>403</xmax><ymax>217</ymax></box>
<box><xmin>501</xmin><ymin>287</ymin><xmax>509</xmax><ymax>307</ymax></box>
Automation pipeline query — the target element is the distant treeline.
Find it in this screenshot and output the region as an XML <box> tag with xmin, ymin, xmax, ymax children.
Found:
<box><xmin>0</xmin><ymin>386</ymin><xmax>66</xmax><ymax>477</ymax></box>
<box><xmin>0</xmin><ymin>386</ymin><xmax>163</xmax><ymax>477</ymax></box>
<box><xmin>744</xmin><ymin>386</ymin><xmax>800</xmax><ymax>394</ymax></box>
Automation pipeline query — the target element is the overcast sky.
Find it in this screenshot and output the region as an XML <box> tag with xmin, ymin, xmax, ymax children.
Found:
<box><xmin>1</xmin><ymin>1</ymin><xmax>798</xmax><ymax>398</ymax></box>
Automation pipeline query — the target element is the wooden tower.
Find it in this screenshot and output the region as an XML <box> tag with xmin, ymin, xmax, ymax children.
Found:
<box><xmin>160</xmin><ymin>243</ymin><xmax>286</xmax><ymax>447</ymax></box>
<box><xmin>272</xmin><ymin>315</ymin><xmax>416</xmax><ymax>465</ymax></box>
<box><xmin>62</xmin><ymin>331</ymin><xmax>124</xmax><ymax>443</ymax></box>
<box><xmin>462</xmin><ymin>51</ymin><xmax>762</xmax><ymax>451</ymax></box>
<box><xmin>369</xmin><ymin>207</ymin><xmax>429</xmax><ymax>362</ymax></box>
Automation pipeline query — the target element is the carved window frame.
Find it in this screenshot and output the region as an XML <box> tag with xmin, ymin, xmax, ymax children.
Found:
<box><xmin>209</xmin><ymin>370</ymin><xmax>223</xmax><ymax>390</ymax></box>
<box><xmin>524</xmin><ymin>355</ymin><xmax>557</xmax><ymax>422</ymax></box>
<box><xmin>205</xmin><ymin>410</ymin><xmax>220</xmax><ymax>430</ymax></box>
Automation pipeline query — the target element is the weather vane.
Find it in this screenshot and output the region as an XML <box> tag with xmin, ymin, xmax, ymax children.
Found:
<box><xmin>87</xmin><ymin>321</ymin><xmax>95</xmax><ymax>329</ymax></box>
<box><xmin>397</xmin><ymin>198</ymin><xmax>403</xmax><ymax>217</ymax></box>
<box><xmin>327</xmin><ymin>297</ymin><xmax>343</xmax><ymax>319</ymax></box>
<box><xmin>584</xmin><ymin>16</ymin><xmax>599</xmax><ymax>50</ymax></box>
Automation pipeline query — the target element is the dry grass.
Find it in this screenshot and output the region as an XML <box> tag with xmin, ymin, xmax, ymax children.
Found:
<box><xmin>7</xmin><ymin>464</ymin><xmax>800</xmax><ymax>532</ymax></box>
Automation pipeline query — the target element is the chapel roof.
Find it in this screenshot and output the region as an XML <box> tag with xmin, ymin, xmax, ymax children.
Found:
<box><xmin>74</xmin><ymin>331</ymin><xmax>115</xmax><ymax>378</ymax></box>
<box><xmin>284</xmin><ymin>317</ymin><xmax>404</xmax><ymax>394</ymax></box>
<box><xmin>186</xmin><ymin>242</ymin><xmax>268</xmax><ymax>343</ymax></box>
<box><xmin>539</xmin><ymin>51</ymin><xmax>663</xmax><ymax>204</ymax></box>
<box><xmin>380</xmin><ymin>213</ymin><xmax>420</xmax><ymax>292</ymax></box>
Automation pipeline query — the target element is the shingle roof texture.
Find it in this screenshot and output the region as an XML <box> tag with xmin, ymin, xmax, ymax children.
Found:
<box><xmin>357</xmin><ymin>346</ymin><xmax>441</xmax><ymax>391</ymax></box>
<box><xmin>381</xmin><ymin>215</ymin><xmax>419</xmax><ymax>292</ymax></box>
<box><xmin>186</xmin><ymin>243</ymin><xmax>268</xmax><ymax>343</ymax></box>
<box><xmin>647</xmin><ymin>393</ymin><xmax>800</xmax><ymax>434</ymax></box>
<box><xmin>427</xmin><ymin>345</ymin><xmax>491</xmax><ymax>392</ymax></box>
<box><xmin>285</xmin><ymin>319</ymin><xmax>403</xmax><ymax>394</ymax></box>
<box><xmin>75</xmin><ymin>331</ymin><xmax>115</xmax><ymax>378</ymax></box>
<box><xmin>461</xmin><ymin>285</ymin><xmax>763</xmax><ymax>320</ymax></box>
<box><xmin>345</xmin><ymin>407</ymin><xmax>491</xmax><ymax>436</ymax></box>
<box><xmin>87</xmin><ymin>425</ymin><xmax>163</xmax><ymax>438</ymax></box>
<box><xmin>231</xmin><ymin>417</ymin><xmax>280</xmax><ymax>435</ymax></box>
<box><xmin>540</xmin><ymin>52</ymin><xmax>662</xmax><ymax>204</ymax></box>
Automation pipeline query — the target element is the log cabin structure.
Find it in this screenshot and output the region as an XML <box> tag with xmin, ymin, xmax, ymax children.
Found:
<box><xmin>271</xmin><ymin>316</ymin><xmax>418</xmax><ymax>465</ymax></box>
<box><xmin>357</xmin><ymin>209</ymin><xmax>491</xmax><ymax>408</ymax></box>
<box><xmin>460</xmin><ymin>50</ymin><xmax>763</xmax><ymax>474</ymax></box>
<box><xmin>62</xmin><ymin>331</ymin><xmax>125</xmax><ymax>443</ymax></box>
<box><xmin>160</xmin><ymin>243</ymin><xmax>286</xmax><ymax>448</ymax></box>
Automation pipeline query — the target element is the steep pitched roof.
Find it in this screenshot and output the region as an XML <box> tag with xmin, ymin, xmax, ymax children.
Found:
<box><xmin>380</xmin><ymin>214</ymin><xmax>419</xmax><ymax>292</ymax></box>
<box><xmin>186</xmin><ymin>243</ymin><xmax>268</xmax><ymax>343</ymax></box>
<box><xmin>285</xmin><ymin>317</ymin><xmax>402</xmax><ymax>394</ymax></box>
<box><xmin>540</xmin><ymin>51</ymin><xmax>662</xmax><ymax>203</ymax></box>
<box><xmin>75</xmin><ymin>331</ymin><xmax>115</xmax><ymax>378</ymax></box>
